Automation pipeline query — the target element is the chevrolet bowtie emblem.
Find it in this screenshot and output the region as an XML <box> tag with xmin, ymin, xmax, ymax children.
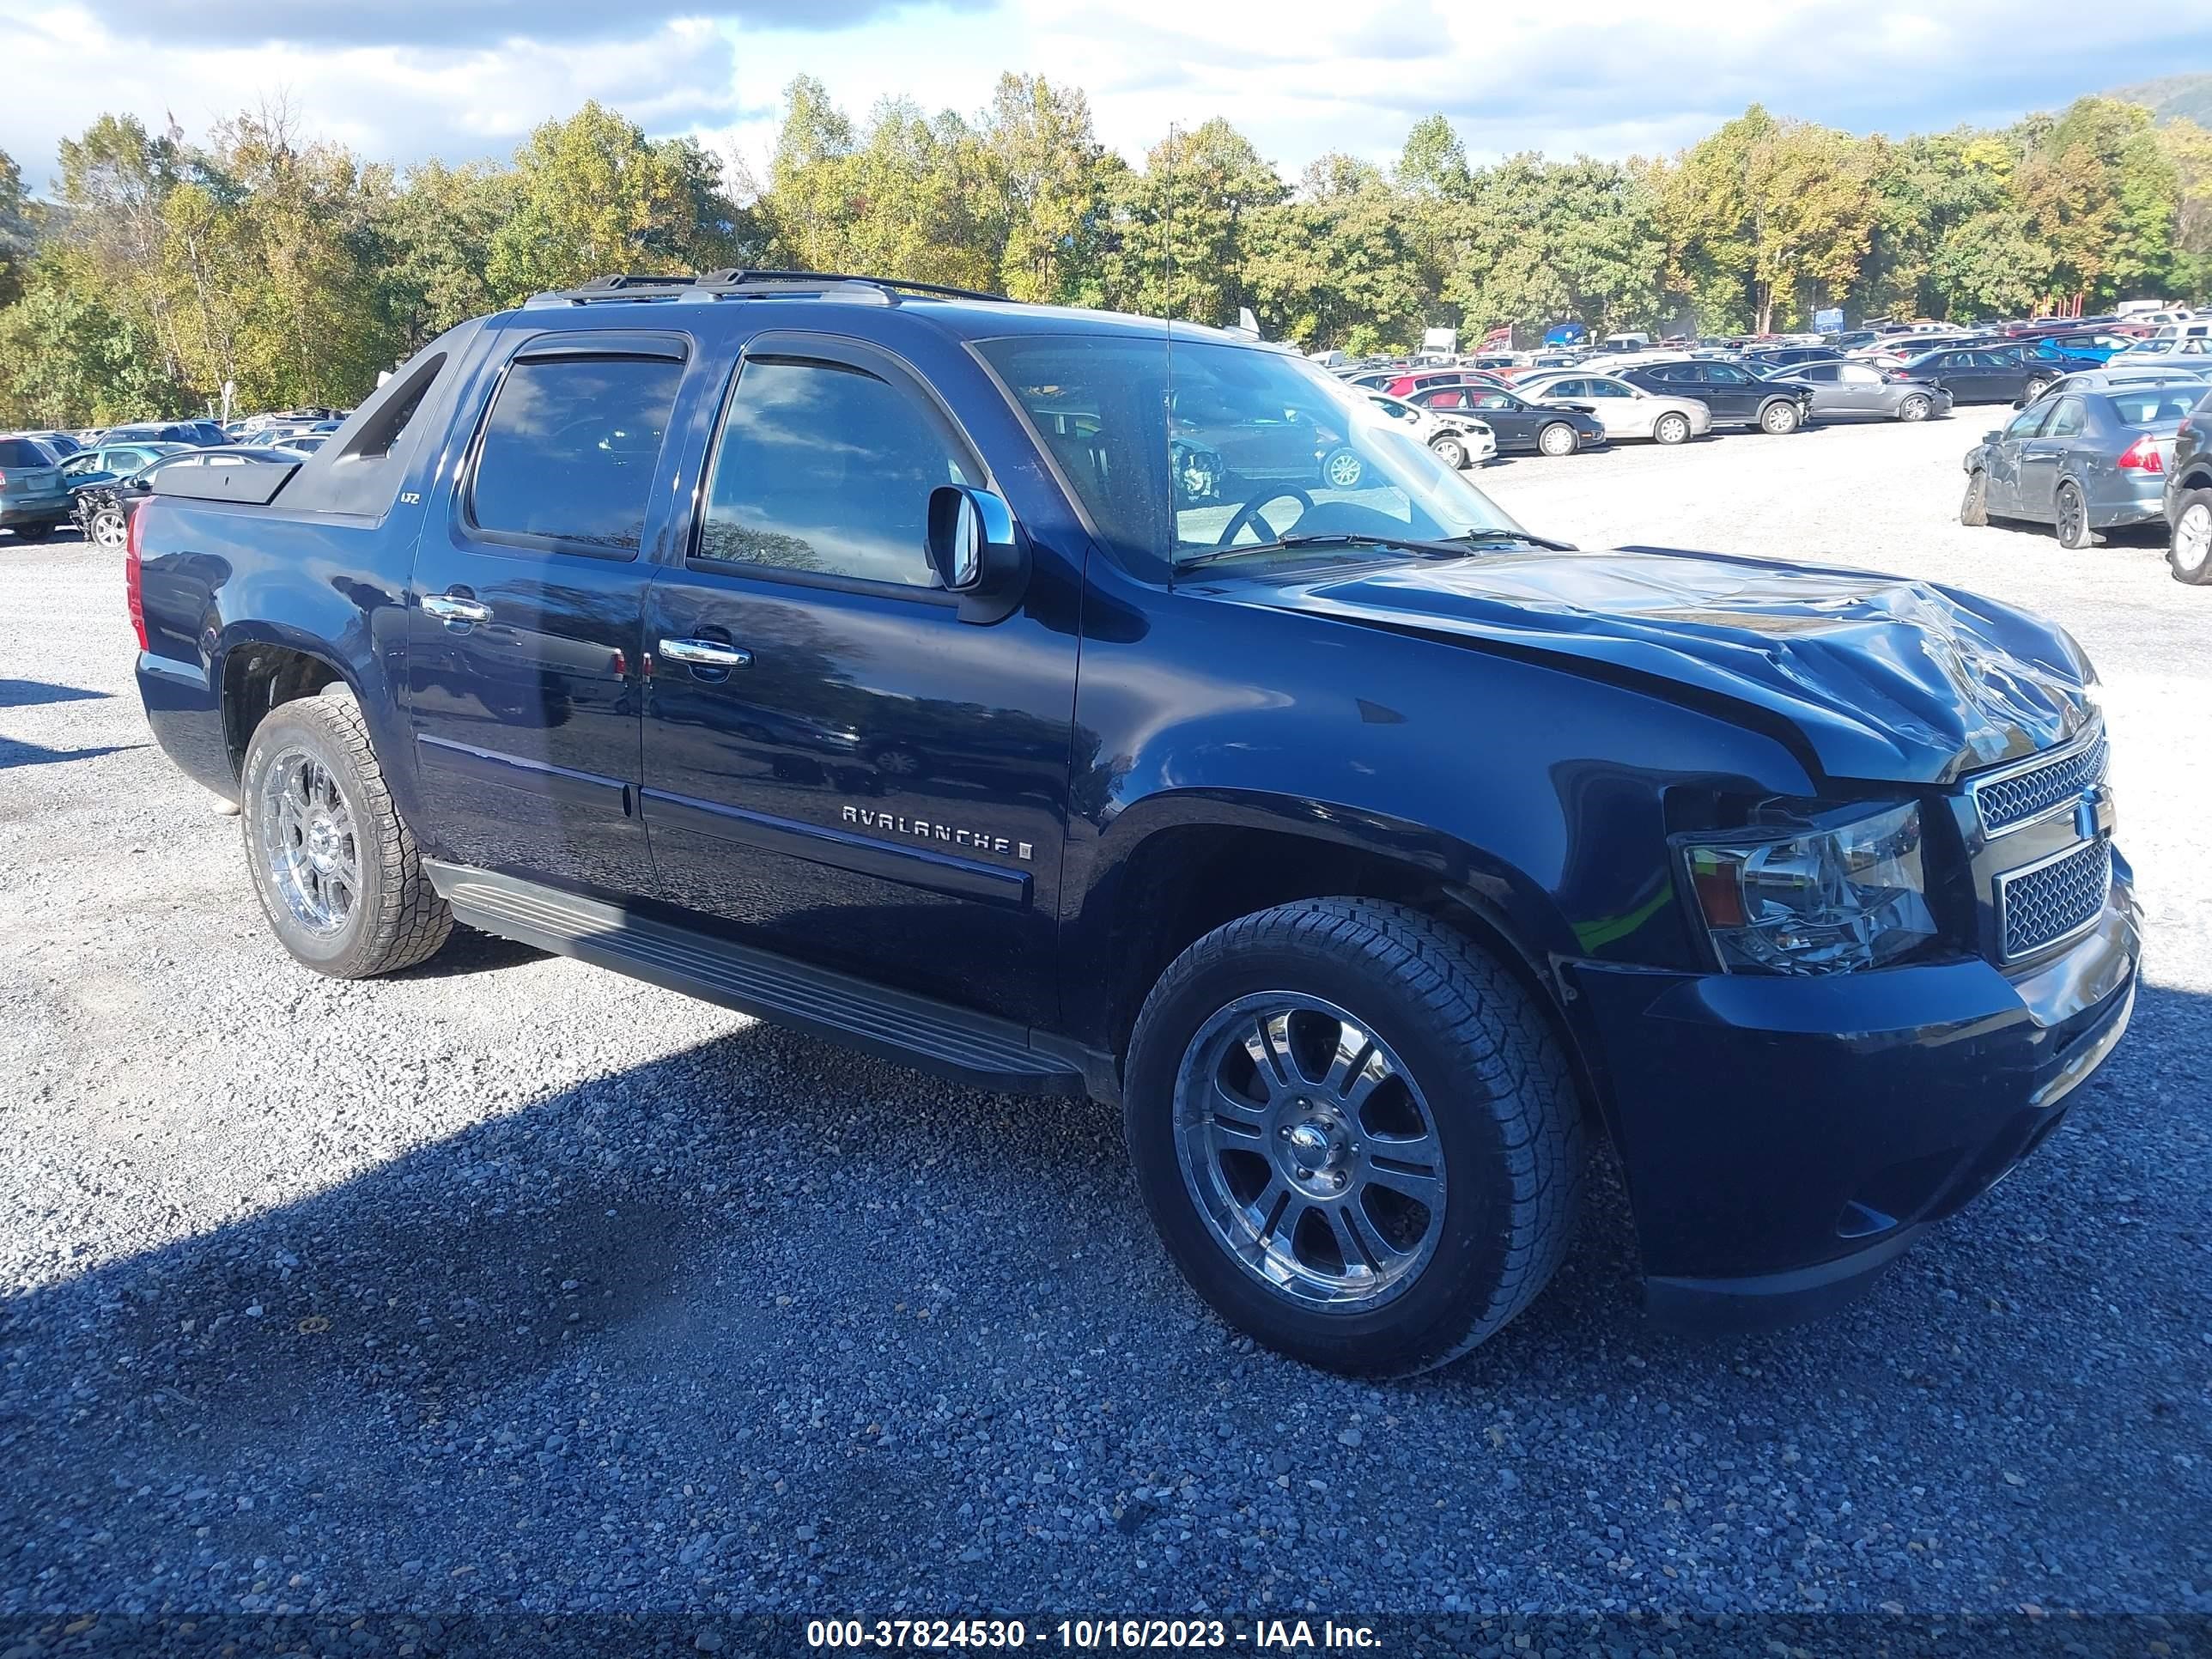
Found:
<box><xmin>2075</xmin><ymin>786</ymin><xmax>2114</xmax><ymax>844</ymax></box>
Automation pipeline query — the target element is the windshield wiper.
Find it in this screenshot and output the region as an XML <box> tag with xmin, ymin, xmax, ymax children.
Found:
<box><xmin>1176</xmin><ymin>532</ymin><xmax>1498</xmax><ymax>571</ymax></box>
<box><xmin>1446</xmin><ymin>528</ymin><xmax>1580</xmax><ymax>553</ymax></box>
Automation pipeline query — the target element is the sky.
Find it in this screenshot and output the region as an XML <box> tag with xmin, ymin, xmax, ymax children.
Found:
<box><xmin>4</xmin><ymin>0</ymin><xmax>2210</xmax><ymax>197</ymax></box>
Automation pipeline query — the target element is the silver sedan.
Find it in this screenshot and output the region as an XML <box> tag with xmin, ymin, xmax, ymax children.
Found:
<box><xmin>1515</xmin><ymin>373</ymin><xmax>1712</xmax><ymax>444</ymax></box>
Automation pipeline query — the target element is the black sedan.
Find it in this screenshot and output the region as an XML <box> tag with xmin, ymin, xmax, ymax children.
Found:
<box><xmin>1960</xmin><ymin>384</ymin><xmax>2201</xmax><ymax>550</ymax></box>
<box><xmin>1888</xmin><ymin>345</ymin><xmax>2057</xmax><ymax>406</ymax></box>
<box><xmin>1405</xmin><ymin>384</ymin><xmax>1607</xmax><ymax>456</ymax></box>
<box><xmin>1615</xmin><ymin>360</ymin><xmax>1816</xmax><ymax>433</ymax></box>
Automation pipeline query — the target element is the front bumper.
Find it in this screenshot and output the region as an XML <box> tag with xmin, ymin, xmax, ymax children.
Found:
<box><xmin>1565</xmin><ymin>859</ymin><xmax>2140</xmax><ymax>1330</ymax></box>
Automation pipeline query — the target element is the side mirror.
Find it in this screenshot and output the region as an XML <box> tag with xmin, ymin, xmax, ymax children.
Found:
<box><xmin>1983</xmin><ymin>430</ymin><xmax>2003</xmax><ymax>445</ymax></box>
<box><xmin>926</xmin><ymin>485</ymin><xmax>1026</xmax><ymax>624</ymax></box>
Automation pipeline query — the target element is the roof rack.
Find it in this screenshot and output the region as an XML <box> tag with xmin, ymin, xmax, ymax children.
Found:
<box><xmin>523</xmin><ymin>270</ymin><xmax>1019</xmax><ymax>309</ymax></box>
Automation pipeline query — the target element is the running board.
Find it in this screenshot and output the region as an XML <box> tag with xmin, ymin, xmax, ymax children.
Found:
<box><xmin>427</xmin><ymin>862</ymin><xmax>1091</xmax><ymax>1097</ymax></box>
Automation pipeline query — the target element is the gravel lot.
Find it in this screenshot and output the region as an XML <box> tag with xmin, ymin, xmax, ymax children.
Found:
<box><xmin>1</xmin><ymin>414</ymin><xmax>2208</xmax><ymax>1622</ymax></box>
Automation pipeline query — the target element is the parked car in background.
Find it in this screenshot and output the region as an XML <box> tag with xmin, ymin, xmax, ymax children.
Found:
<box><xmin>2163</xmin><ymin>383</ymin><xmax>2212</xmax><ymax>585</ymax></box>
<box><xmin>71</xmin><ymin>445</ymin><xmax>306</xmax><ymax>549</ymax></box>
<box><xmin>1767</xmin><ymin>359</ymin><xmax>1952</xmax><ymax>422</ymax></box>
<box><xmin>2112</xmin><ymin>335</ymin><xmax>2212</xmax><ymax>365</ymax></box>
<box><xmin>1617</xmin><ymin>360</ymin><xmax>1815</xmax><ymax>433</ymax></box>
<box><xmin>1405</xmin><ymin>384</ymin><xmax>1607</xmax><ymax>456</ymax></box>
<box><xmin>99</xmin><ymin>419</ymin><xmax>231</xmax><ymax>447</ymax></box>
<box><xmin>1886</xmin><ymin>346</ymin><xmax>2055</xmax><ymax>405</ymax></box>
<box><xmin>0</xmin><ymin>435</ymin><xmax>73</xmax><ymax>541</ymax></box>
<box><xmin>60</xmin><ymin>439</ymin><xmax>189</xmax><ymax>487</ymax></box>
<box><xmin>1960</xmin><ymin>385</ymin><xmax>2201</xmax><ymax>550</ymax></box>
<box><xmin>1516</xmin><ymin>372</ymin><xmax>1712</xmax><ymax>444</ymax></box>
<box><xmin>1542</xmin><ymin>321</ymin><xmax>1588</xmax><ymax>347</ymax></box>
<box><xmin>1742</xmin><ymin>346</ymin><xmax>1842</xmax><ymax>371</ymax></box>
<box><xmin>1363</xmin><ymin>393</ymin><xmax>1496</xmax><ymax>469</ymax></box>
<box><xmin>4</xmin><ymin>428</ymin><xmax>85</xmax><ymax>458</ymax></box>
<box><xmin>1379</xmin><ymin>368</ymin><xmax>1511</xmax><ymax>400</ymax></box>
<box><xmin>2023</xmin><ymin>331</ymin><xmax>2144</xmax><ymax>368</ymax></box>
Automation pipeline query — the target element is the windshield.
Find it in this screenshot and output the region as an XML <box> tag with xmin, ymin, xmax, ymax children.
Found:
<box><xmin>975</xmin><ymin>334</ymin><xmax>1526</xmax><ymax>579</ymax></box>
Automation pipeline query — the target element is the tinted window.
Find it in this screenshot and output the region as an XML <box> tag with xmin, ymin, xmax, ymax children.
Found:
<box><xmin>0</xmin><ymin>439</ymin><xmax>53</xmax><ymax>467</ymax></box>
<box><xmin>695</xmin><ymin>357</ymin><xmax>979</xmax><ymax>587</ymax></box>
<box><xmin>2004</xmin><ymin>404</ymin><xmax>2051</xmax><ymax>440</ymax></box>
<box><xmin>2045</xmin><ymin>398</ymin><xmax>2086</xmax><ymax>438</ymax></box>
<box><xmin>1796</xmin><ymin>364</ymin><xmax>1840</xmax><ymax>383</ymax></box>
<box><xmin>1701</xmin><ymin>363</ymin><xmax>1752</xmax><ymax>384</ymax></box>
<box><xmin>1584</xmin><ymin>379</ymin><xmax>1632</xmax><ymax>398</ymax></box>
<box><xmin>471</xmin><ymin>354</ymin><xmax>682</xmax><ymax>554</ymax></box>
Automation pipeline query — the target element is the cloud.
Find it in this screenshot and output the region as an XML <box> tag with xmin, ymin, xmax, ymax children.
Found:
<box><xmin>85</xmin><ymin>0</ymin><xmax>982</xmax><ymax>50</ymax></box>
<box><xmin>0</xmin><ymin>10</ymin><xmax>747</xmax><ymax>189</ymax></box>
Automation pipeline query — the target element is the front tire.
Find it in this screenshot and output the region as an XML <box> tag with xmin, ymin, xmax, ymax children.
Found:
<box><xmin>1960</xmin><ymin>469</ymin><xmax>1990</xmax><ymax>526</ymax></box>
<box><xmin>1430</xmin><ymin>434</ymin><xmax>1468</xmax><ymax>470</ymax></box>
<box><xmin>2023</xmin><ymin>376</ymin><xmax>2053</xmax><ymax>403</ymax></box>
<box><xmin>1897</xmin><ymin>394</ymin><xmax>1931</xmax><ymax>422</ymax></box>
<box><xmin>1536</xmin><ymin>422</ymin><xmax>1577</xmax><ymax>458</ymax></box>
<box><xmin>1124</xmin><ymin>898</ymin><xmax>1584</xmax><ymax>1376</ymax></box>
<box><xmin>1320</xmin><ymin>447</ymin><xmax>1366</xmax><ymax>489</ymax></box>
<box><xmin>1759</xmin><ymin>398</ymin><xmax>1802</xmax><ymax>434</ymax></box>
<box><xmin>88</xmin><ymin>507</ymin><xmax>127</xmax><ymax>550</ymax></box>
<box><xmin>2170</xmin><ymin>489</ymin><xmax>2212</xmax><ymax>584</ymax></box>
<box><xmin>2054</xmin><ymin>481</ymin><xmax>2094</xmax><ymax>550</ymax></box>
<box><xmin>1652</xmin><ymin>412</ymin><xmax>1690</xmax><ymax>446</ymax></box>
<box><xmin>241</xmin><ymin>692</ymin><xmax>453</xmax><ymax>978</ymax></box>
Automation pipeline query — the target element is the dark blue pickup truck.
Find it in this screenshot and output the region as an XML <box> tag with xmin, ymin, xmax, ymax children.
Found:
<box><xmin>126</xmin><ymin>270</ymin><xmax>2139</xmax><ymax>1375</ymax></box>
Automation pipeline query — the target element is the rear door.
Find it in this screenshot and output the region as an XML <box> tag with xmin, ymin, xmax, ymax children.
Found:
<box><xmin>405</xmin><ymin>329</ymin><xmax>695</xmax><ymax>890</ymax></box>
<box><xmin>636</xmin><ymin>331</ymin><xmax>1075</xmax><ymax>1027</ymax></box>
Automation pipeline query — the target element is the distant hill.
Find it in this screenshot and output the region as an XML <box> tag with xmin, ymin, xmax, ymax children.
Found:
<box><xmin>2104</xmin><ymin>73</ymin><xmax>2212</xmax><ymax>125</ymax></box>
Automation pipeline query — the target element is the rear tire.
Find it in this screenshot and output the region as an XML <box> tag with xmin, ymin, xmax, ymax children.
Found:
<box><xmin>240</xmin><ymin>693</ymin><xmax>453</xmax><ymax>979</ymax></box>
<box><xmin>2170</xmin><ymin>489</ymin><xmax>2212</xmax><ymax>584</ymax></box>
<box><xmin>1960</xmin><ymin>470</ymin><xmax>1990</xmax><ymax>527</ymax></box>
<box><xmin>2054</xmin><ymin>481</ymin><xmax>2094</xmax><ymax>550</ymax></box>
<box><xmin>1759</xmin><ymin>398</ymin><xmax>1802</xmax><ymax>434</ymax></box>
<box><xmin>1123</xmin><ymin>898</ymin><xmax>1583</xmax><ymax>1376</ymax></box>
<box><xmin>1537</xmin><ymin>422</ymin><xmax>1577</xmax><ymax>458</ymax></box>
<box><xmin>1653</xmin><ymin>412</ymin><xmax>1690</xmax><ymax>446</ymax></box>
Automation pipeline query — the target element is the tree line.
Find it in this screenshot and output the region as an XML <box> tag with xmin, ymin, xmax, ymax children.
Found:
<box><xmin>2</xmin><ymin>77</ymin><xmax>2209</xmax><ymax>426</ymax></box>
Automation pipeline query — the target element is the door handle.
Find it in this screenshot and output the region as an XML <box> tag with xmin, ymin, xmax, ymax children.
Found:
<box><xmin>421</xmin><ymin>592</ymin><xmax>493</xmax><ymax>629</ymax></box>
<box><xmin>659</xmin><ymin>637</ymin><xmax>753</xmax><ymax>670</ymax></box>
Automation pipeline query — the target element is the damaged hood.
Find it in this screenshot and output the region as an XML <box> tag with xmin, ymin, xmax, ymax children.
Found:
<box><xmin>1243</xmin><ymin>545</ymin><xmax>2097</xmax><ymax>785</ymax></box>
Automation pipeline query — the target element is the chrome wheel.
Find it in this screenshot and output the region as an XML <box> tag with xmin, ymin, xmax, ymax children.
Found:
<box><xmin>1654</xmin><ymin>413</ymin><xmax>1688</xmax><ymax>445</ymax></box>
<box><xmin>1322</xmin><ymin>448</ymin><xmax>1365</xmax><ymax>489</ymax></box>
<box><xmin>1899</xmin><ymin>395</ymin><xmax>1930</xmax><ymax>422</ymax></box>
<box><xmin>256</xmin><ymin>747</ymin><xmax>361</xmax><ymax>937</ymax></box>
<box><xmin>90</xmin><ymin>509</ymin><xmax>127</xmax><ymax>550</ymax></box>
<box><xmin>1173</xmin><ymin>993</ymin><xmax>1446</xmax><ymax>1312</ymax></box>
<box><xmin>1538</xmin><ymin>422</ymin><xmax>1575</xmax><ymax>457</ymax></box>
<box><xmin>2172</xmin><ymin>501</ymin><xmax>2212</xmax><ymax>578</ymax></box>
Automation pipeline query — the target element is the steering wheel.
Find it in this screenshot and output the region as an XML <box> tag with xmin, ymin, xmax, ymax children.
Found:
<box><xmin>1214</xmin><ymin>487</ymin><xmax>1314</xmax><ymax>550</ymax></box>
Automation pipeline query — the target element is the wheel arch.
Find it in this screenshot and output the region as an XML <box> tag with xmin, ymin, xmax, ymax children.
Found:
<box><xmin>217</xmin><ymin>633</ymin><xmax>363</xmax><ymax>782</ymax></box>
<box><xmin>1074</xmin><ymin>794</ymin><xmax>1610</xmax><ymax>1140</ymax></box>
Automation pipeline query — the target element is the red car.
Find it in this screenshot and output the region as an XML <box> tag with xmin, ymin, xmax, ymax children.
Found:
<box><xmin>1380</xmin><ymin>368</ymin><xmax>1513</xmax><ymax>399</ymax></box>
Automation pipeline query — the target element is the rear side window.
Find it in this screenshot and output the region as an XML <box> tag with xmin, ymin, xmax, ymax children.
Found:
<box><xmin>470</xmin><ymin>355</ymin><xmax>682</xmax><ymax>555</ymax></box>
<box><xmin>693</xmin><ymin>357</ymin><xmax>980</xmax><ymax>588</ymax></box>
<box><xmin>2107</xmin><ymin>391</ymin><xmax>2200</xmax><ymax>426</ymax></box>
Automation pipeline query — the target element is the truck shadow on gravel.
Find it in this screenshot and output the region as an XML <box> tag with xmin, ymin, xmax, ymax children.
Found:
<box><xmin>0</xmin><ymin>979</ymin><xmax>2201</xmax><ymax>1611</ymax></box>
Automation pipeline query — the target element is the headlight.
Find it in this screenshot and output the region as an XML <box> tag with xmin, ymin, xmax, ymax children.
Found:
<box><xmin>1677</xmin><ymin>800</ymin><xmax>1937</xmax><ymax>975</ymax></box>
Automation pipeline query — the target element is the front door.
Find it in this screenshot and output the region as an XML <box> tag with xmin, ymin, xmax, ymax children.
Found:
<box><xmin>639</xmin><ymin>333</ymin><xmax>1075</xmax><ymax>1027</ymax></box>
<box><xmin>406</xmin><ymin>331</ymin><xmax>695</xmax><ymax>890</ymax></box>
<box><xmin>1983</xmin><ymin>400</ymin><xmax>2051</xmax><ymax>515</ymax></box>
<box><xmin>2014</xmin><ymin>397</ymin><xmax>2082</xmax><ymax>518</ymax></box>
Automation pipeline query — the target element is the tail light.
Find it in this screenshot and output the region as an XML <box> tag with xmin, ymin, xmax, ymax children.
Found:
<box><xmin>2118</xmin><ymin>435</ymin><xmax>2164</xmax><ymax>474</ymax></box>
<box><xmin>125</xmin><ymin>502</ymin><xmax>148</xmax><ymax>651</ymax></box>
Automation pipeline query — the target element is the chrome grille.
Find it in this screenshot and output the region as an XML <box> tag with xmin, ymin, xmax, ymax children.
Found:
<box><xmin>1996</xmin><ymin>838</ymin><xmax>2111</xmax><ymax>962</ymax></box>
<box><xmin>1972</xmin><ymin>732</ymin><xmax>2108</xmax><ymax>836</ymax></box>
